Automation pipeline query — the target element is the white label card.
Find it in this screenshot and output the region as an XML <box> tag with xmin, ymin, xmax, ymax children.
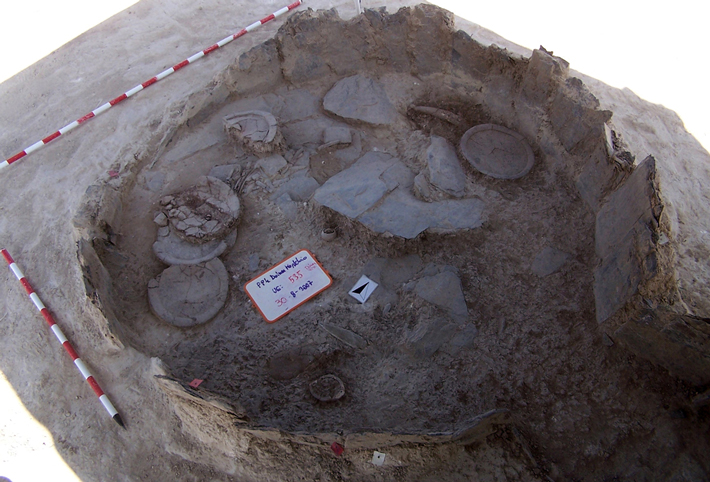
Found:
<box><xmin>244</xmin><ymin>249</ymin><xmax>332</xmax><ymax>323</ymax></box>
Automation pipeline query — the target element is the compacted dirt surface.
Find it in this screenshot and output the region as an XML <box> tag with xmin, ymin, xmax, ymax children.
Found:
<box><xmin>1</xmin><ymin>1</ymin><xmax>709</xmax><ymax>482</ymax></box>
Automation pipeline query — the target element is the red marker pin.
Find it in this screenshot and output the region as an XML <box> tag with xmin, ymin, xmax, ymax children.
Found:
<box><xmin>2</xmin><ymin>248</ymin><xmax>125</xmax><ymax>428</ymax></box>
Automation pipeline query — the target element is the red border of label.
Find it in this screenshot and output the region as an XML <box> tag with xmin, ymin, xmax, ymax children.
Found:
<box><xmin>243</xmin><ymin>249</ymin><xmax>333</xmax><ymax>323</ymax></box>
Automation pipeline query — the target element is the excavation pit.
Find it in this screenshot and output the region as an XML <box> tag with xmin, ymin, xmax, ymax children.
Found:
<box><xmin>70</xmin><ymin>4</ymin><xmax>709</xmax><ymax>474</ymax></box>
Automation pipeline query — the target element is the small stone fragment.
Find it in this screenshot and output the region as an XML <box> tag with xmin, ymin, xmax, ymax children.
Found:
<box><xmin>323</xmin><ymin>127</ymin><xmax>352</xmax><ymax>146</ymax></box>
<box><xmin>248</xmin><ymin>253</ymin><xmax>260</xmax><ymax>272</ymax></box>
<box><xmin>153</xmin><ymin>212</ymin><xmax>168</xmax><ymax>227</ymax></box>
<box><xmin>209</xmin><ymin>164</ymin><xmax>238</xmax><ymax>184</ymax></box>
<box><xmin>426</xmin><ymin>135</ymin><xmax>466</xmax><ymax>197</ymax></box>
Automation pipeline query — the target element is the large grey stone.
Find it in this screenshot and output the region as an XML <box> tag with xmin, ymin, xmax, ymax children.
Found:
<box><xmin>323</xmin><ymin>75</ymin><xmax>399</xmax><ymax>126</ymax></box>
<box><xmin>312</xmin><ymin>152</ymin><xmax>397</xmax><ymax>218</ymax></box>
<box><xmin>596</xmin><ymin>156</ymin><xmax>656</xmax><ymax>259</ymax></box>
<box><xmin>426</xmin><ymin>135</ymin><xmax>466</xmax><ymax>197</ymax></box>
<box><xmin>314</xmin><ymin>152</ymin><xmax>485</xmax><ymax>239</ymax></box>
<box><xmin>147</xmin><ymin>258</ymin><xmax>229</xmax><ymax>327</ymax></box>
<box><xmin>414</xmin><ymin>271</ymin><xmax>469</xmax><ymax>322</ymax></box>
<box><xmin>256</xmin><ymin>154</ymin><xmax>288</xmax><ymax>179</ymax></box>
<box><xmin>275</xmin><ymin>175</ymin><xmax>320</xmax><ymax>202</ymax></box>
<box><xmin>358</xmin><ymin>189</ymin><xmax>485</xmax><ymax>239</ymax></box>
<box><xmin>548</xmin><ymin>77</ymin><xmax>612</xmax><ymax>155</ymax></box>
<box><xmin>594</xmin><ymin>156</ymin><xmax>658</xmax><ymax>323</ymax></box>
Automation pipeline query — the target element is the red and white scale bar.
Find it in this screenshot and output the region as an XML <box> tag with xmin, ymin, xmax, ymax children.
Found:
<box><xmin>1</xmin><ymin>249</ymin><xmax>125</xmax><ymax>427</ymax></box>
<box><xmin>0</xmin><ymin>0</ymin><xmax>303</xmax><ymax>172</ymax></box>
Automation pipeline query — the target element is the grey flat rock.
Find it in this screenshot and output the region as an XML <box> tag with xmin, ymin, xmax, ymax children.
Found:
<box><xmin>414</xmin><ymin>271</ymin><xmax>469</xmax><ymax>322</ymax></box>
<box><xmin>313</xmin><ymin>152</ymin><xmax>396</xmax><ymax>218</ymax></box>
<box><xmin>256</xmin><ymin>154</ymin><xmax>288</xmax><ymax>179</ymax></box>
<box><xmin>314</xmin><ymin>152</ymin><xmax>486</xmax><ymax>239</ymax></box>
<box><xmin>147</xmin><ymin>258</ymin><xmax>229</xmax><ymax>327</ymax></box>
<box><xmin>275</xmin><ymin>175</ymin><xmax>320</xmax><ymax>202</ymax></box>
<box><xmin>160</xmin><ymin>176</ymin><xmax>240</xmax><ymax>244</ymax></box>
<box><xmin>358</xmin><ymin>189</ymin><xmax>485</xmax><ymax>239</ymax></box>
<box><xmin>461</xmin><ymin>124</ymin><xmax>535</xmax><ymax>179</ymax></box>
<box><xmin>208</xmin><ymin>164</ymin><xmax>239</xmax><ymax>184</ymax></box>
<box><xmin>323</xmin><ymin>126</ymin><xmax>352</xmax><ymax>146</ymax></box>
<box><xmin>531</xmin><ymin>247</ymin><xmax>570</xmax><ymax>276</ymax></box>
<box><xmin>427</xmin><ymin>135</ymin><xmax>466</xmax><ymax>197</ymax></box>
<box><xmin>153</xmin><ymin>226</ymin><xmax>237</xmax><ymax>265</ymax></box>
<box><xmin>323</xmin><ymin>75</ymin><xmax>399</xmax><ymax>126</ymax></box>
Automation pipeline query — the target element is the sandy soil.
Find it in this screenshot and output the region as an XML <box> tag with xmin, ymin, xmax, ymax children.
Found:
<box><xmin>1</xmin><ymin>1</ymin><xmax>709</xmax><ymax>481</ymax></box>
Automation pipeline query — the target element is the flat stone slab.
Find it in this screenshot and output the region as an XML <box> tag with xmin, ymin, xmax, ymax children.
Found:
<box><xmin>414</xmin><ymin>270</ymin><xmax>469</xmax><ymax>322</ymax></box>
<box><xmin>147</xmin><ymin>258</ymin><xmax>229</xmax><ymax>327</ymax></box>
<box><xmin>159</xmin><ymin>176</ymin><xmax>240</xmax><ymax>244</ymax></box>
<box><xmin>314</xmin><ymin>152</ymin><xmax>486</xmax><ymax>239</ymax></box>
<box><xmin>223</xmin><ymin>110</ymin><xmax>285</xmax><ymax>155</ymax></box>
<box><xmin>153</xmin><ymin>226</ymin><xmax>237</xmax><ymax>265</ymax></box>
<box><xmin>313</xmin><ymin>152</ymin><xmax>398</xmax><ymax>218</ymax></box>
<box><xmin>256</xmin><ymin>154</ymin><xmax>288</xmax><ymax>179</ymax></box>
<box><xmin>460</xmin><ymin>124</ymin><xmax>535</xmax><ymax>179</ymax></box>
<box><xmin>323</xmin><ymin>75</ymin><xmax>399</xmax><ymax>126</ymax></box>
<box><xmin>358</xmin><ymin>189</ymin><xmax>485</xmax><ymax>239</ymax></box>
<box><xmin>426</xmin><ymin>135</ymin><xmax>466</xmax><ymax>197</ymax></box>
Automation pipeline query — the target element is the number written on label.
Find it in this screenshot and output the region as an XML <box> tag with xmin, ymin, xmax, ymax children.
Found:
<box><xmin>288</xmin><ymin>270</ymin><xmax>303</xmax><ymax>283</ymax></box>
<box><xmin>275</xmin><ymin>297</ymin><xmax>288</xmax><ymax>307</ymax></box>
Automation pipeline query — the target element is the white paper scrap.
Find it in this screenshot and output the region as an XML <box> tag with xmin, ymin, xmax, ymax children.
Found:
<box><xmin>348</xmin><ymin>275</ymin><xmax>378</xmax><ymax>303</ymax></box>
<box><xmin>372</xmin><ymin>451</ymin><xmax>386</xmax><ymax>466</ymax></box>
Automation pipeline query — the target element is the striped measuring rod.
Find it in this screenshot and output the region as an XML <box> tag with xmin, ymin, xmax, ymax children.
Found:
<box><xmin>0</xmin><ymin>0</ymin><xmax>304</xmax><ymax>173</ymax></box>
<box><xmin>1</xmin><ymin>249</ymin><xmax>125</xmax><ymax>428</ymax></box>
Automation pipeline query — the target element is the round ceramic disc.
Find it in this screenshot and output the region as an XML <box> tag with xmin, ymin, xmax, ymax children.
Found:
<box><xmin>460</xmin><ymin>124</ymin><xmax>535</xmax><ymax>179</ymax></box>
<box><xmin>148</xmin><ymin>258</ymin><xmax>229</xmax><ymax>327</ymax></box>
